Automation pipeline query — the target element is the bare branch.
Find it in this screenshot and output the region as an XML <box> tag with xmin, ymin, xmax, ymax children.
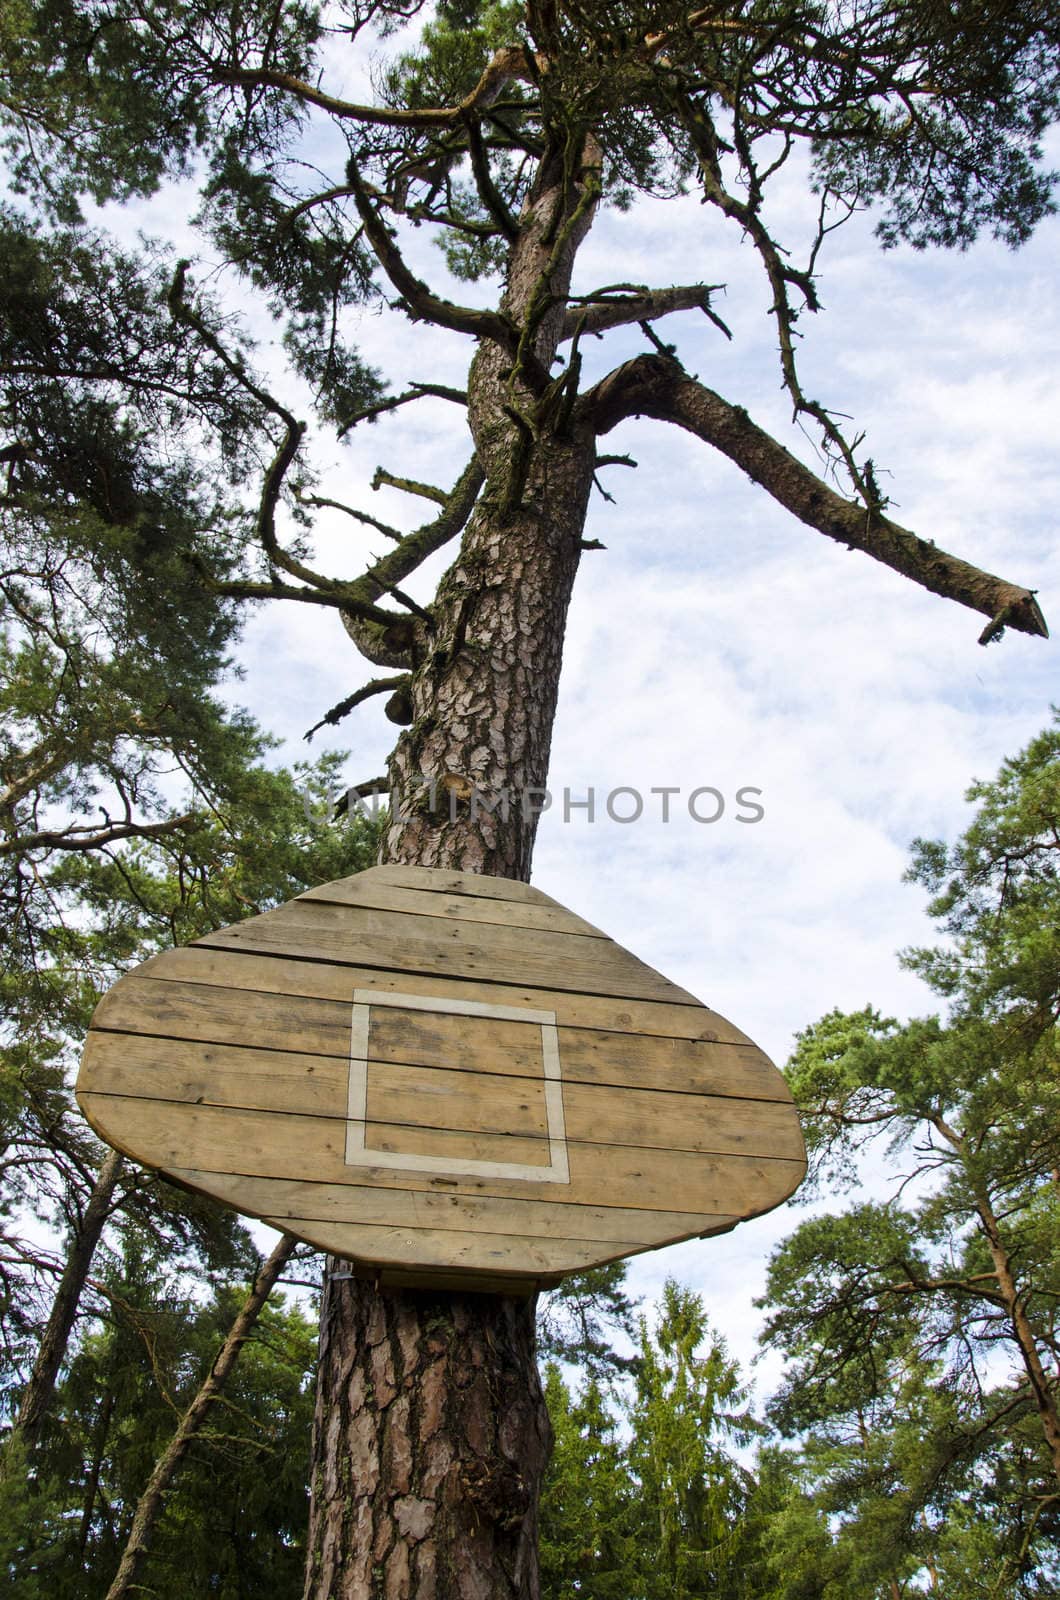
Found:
<box><xmin>334</xmin><ymin>776</ymin><xmax>390</xmax><ymax>818</ymax></box>
<box><xmin>562</xmin><ymin>283</ymin><xmax>730</xmax><ymax>342</ymax></box>
<box><xmin>347</xmin><ymin>170</ymin><xmax>516</xmax><ymax>348</ymax></box>
<box><xmin>1</xmin><ymin>813</ymin><xmax>196</xmax><ymax>858</ymax></box>
<box><xmin>464</xmin><ymin>113</ymin><xmax>520</xmax><ymax>242</ymax></box>
<box><xmin>664</xmin><ymin>91</ymin><xmax>872</xmax><ymax>477</ymax></box>
<box><xmin>887</xmin><ymin>1268</ymin><xmax>1008</xmax><ymax>1308</ymax></box>
<box><xmin>297</xmin><ymin>493</ymin><xmax>402</xmax><ymax>542</ymax></box>
<box><xmin>210</xmin><ymin>45</ymin><xmax>538</xmax><ymax>133</ymax></box>
<box><xmin>341</xmin><ymin>456</ymin><xmax>485</xmax><ymax>667</ymax></box>
<box><xmin>371</xmin><ymin>468</ymin><xmax>451</xmax><ymax>506</ymax></box>
<box><xmin>377</xmin><ymin>584</ymin><xmax>434</xmax><ymax>623</ymax></box>
<box><xmin>256</xmin><ymin>417</ymin><xmax>314</xmax><ymax>582</ymax></box>
<box><xmin>207</xmin><ymin>576</ymin><xmax>399</xmax><ymax>626</ymax></box>
<box><xmin>586</xmin><ymin>354</ymin><xmax>1049</xmax><ymax>643</ymax></box>
<box><xmin>337</xmin><ymin>381</ymin><xmax>467</xmax><ymax>437</ymax></box>
<box><xmin>357</xmin><ymin>458</ymin><xmax>485</xmax><ymax>603</ymax></box>
<box><xmin>304</xmin><ymin>676</ymin><xmax>410</xmax><ymax>742</ymax></box>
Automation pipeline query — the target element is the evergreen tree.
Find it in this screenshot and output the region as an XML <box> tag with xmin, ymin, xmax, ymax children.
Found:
<box><xmin>629</xmin><ymin>1280</ymin><xmax>760</xmax><ymax>1598</ymax></box>
<box><xmin>538</xmin><ymin>1263</ymin><xmax>640</xmax><ymax>1383</ymax></box>
<box><xmin>6</xmin><ymin>1230</ymin><xmax>317</xmax><ymax>1598</ymax></box>
<box><xmin>758</xmin><ymin>717</ymin><xmax>1060</xmax><ymax>1593</ymax></box>
<box><xmin>540</xmin><ymin>1364</ymin><xmax>639</xmax><ymax>1599</ymax></box>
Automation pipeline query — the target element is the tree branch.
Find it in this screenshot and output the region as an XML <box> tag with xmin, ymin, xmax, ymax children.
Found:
<box><xmin>354</xmin><ymin>457</ymin><xmax>485</xmax><ymax>606</ymax></box>
<box><xmin>585</xmin><ymin>354</ymin><xmax>1049</xmax><ymax>643</ymax></box>
<box><xmin>103</xmin><ymin>1235</ymin><xmax>296</xmax><ymax>1600</ymax></box>
<box><xmin>347</xmin><ymin>170</ymin><xmax>516</xmax><ymax>348</ymax></box>
<box><xmin>371</xmin><ymin>468</ymin><xmax>451</xmax><ymax>506</ymax></box>
<box><xmin>296</xmin><ymin>493</ymin><xmax>402</xmax><ymax>542</ymax></box>
<box><xmin>167</xmin><ymin>261</ymin><xmax>298</xmax><ymax>429</ymax></box>
<box><xmin>334</xmin><ymin>777</ymin><xmax>390</xmax><ymax>818</ymax></box>
<box><xmin>0</xmin><ymin>813</ymin><xmax>196</xmax><ymax>858</ymax></box>
<box><xmin>464</xmin><ymin>113</ymin><xmax>520</xmax><ymax>242</ymax></box>
<box><xmin>887</xmin><ymin>1267</ymin><xmax>1008</xmax><ymax>1309</ymax></box>
<box><xmin>168</xmin><ymin>264</ymin><xmax>349</xmax><ymax>596</ymax></box>
<box><xmin>336</xmin><ymin>381</ymin><xmax>467</xmax><ymax>437</ymax></box>
<box><xmin>206</xmin><ymin>575</ymin><xmax>398</xmax><ymax>625</ymax></box>
<box><xmin>210</xmin><ymin>46</ymin><xmax>538</xmax><ymax>133</ymax></box>
<box><xmin>304</xmin><ymin>676</ymin><xmax>410</xmax><ymax>742</ymax></box>
<box><xmin>561</xmin><ymin>283</ymin><xmax>730</xmax><ymax>341</ymax></box>
<box><xmin>341</xmin><ymin>456</ymin><xmax>485</xmax><ymax>667</ymax></box>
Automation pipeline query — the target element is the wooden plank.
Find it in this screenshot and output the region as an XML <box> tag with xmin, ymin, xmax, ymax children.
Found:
<box><xmin>88</xmin><ymin>977</ymin><xmax>784</xmax><ymax>1101</ymax></box>
<box><xmin>83</xmin><ymin>1033</ymin><xmax>552</xmax><ymax>1142</ymax></box>
<box><xmin>248</xmin><ymin>1216</ymin><xmax>632</xmax><ymax>1275</ymax></box>
<box><xmin>124</xmin><ymin>946</ymin><xmax>759</xmax><ymax>1051</ymax></box>
<box><xmin>92</xmin><ymin>977</ymin><xmax>352</xmax><ymax>1058</ymax></box>
<box><xmin>364</xmin><ymin>1120</ymin><xmax>553</xmax><ymax>1169</ymax></box>
<box><xmin>300</xmin><ymin>876</ymin><xmax>607</xmax><ymax>939</ymax></box>
<box><xmin>365</xmin><ymin>1061</ymin><xmax>549</xmax><ymax>1141</ymax></box>
<box><xmin>357</xmin><ymin>864</ymin><xmax>556</xmax><ymax>906</ymax></box>
<box><xmin>78</xmin><ymin>1092</ymin><xmax>805</xmax><ymax>1216</ymax></box>
<box><xmin>82</xmin><ymin>1032</ymin><xmax>803</xmax><ymax>1160</ymax></box>
<box><xmin>80</xmin><ymin>1033</ymin><xmax>346</xmax><ymax>1116</ymax></box>
<box><xmin>568</xmin><ymin>1080</ymin><xmax>800</xmax><ymax>1156</ymax></box>
<box><xmin>367</xmin><ymin>1005</ymin><xmax>790</xmax><ymax>1102</ymax></box>
<box><xmin>199</xmin><ymin>899</ymin><xmax>698</xmax><ymax>1007</ymax></box>
<box><xmin>165</xmin><ymin>1167</ymin><xmax>729</xmax><ymax>1244</ymax></box>
<box><xmin>368</xmin><ymin>1006</ymin><xmax>547</xmax><ymax>1079</ymax></box>
<box><xmin>288</xmin><ymin>1220</ymin><xmax>740</xmax><ymax>1291</ymax></box>
<box><xmin>365</xmin><ymin>1071</ymin><xmax>804</xmax><ymax>1161</ymax></box>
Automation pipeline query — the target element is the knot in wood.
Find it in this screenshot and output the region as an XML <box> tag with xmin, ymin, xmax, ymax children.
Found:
<box><xmin>441</xmin><ymin>772</ymin><xmax>475</xmax><ymax>803</ymax></box>
<box><xmin>460</xmin><ymin>1457</ymin><xmax>530</xmax><ymax>1531</ymax></box>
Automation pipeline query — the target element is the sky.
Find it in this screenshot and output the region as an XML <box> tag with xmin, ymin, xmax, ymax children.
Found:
<box><xmin>103</xmin><ymin>35</ymin><xmax>1060</xmax><ymax>1397</ymax></box>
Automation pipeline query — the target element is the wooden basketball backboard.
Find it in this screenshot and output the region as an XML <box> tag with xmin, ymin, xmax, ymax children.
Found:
<box><xmin>77</xmin><ymin>864</ymin><xmax>805</xmax><ymax>1292</ymax></box>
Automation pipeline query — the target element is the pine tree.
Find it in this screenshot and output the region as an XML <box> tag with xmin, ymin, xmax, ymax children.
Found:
<box><xmin>3</xmin><ymin>3</ymin><xmax>1058</xmax><ymax>1592</ymax></box>
<box><xmin>758</xmin><ymin>717</ymin><xmax>1060</xmax><ymax>1592</ymax></box>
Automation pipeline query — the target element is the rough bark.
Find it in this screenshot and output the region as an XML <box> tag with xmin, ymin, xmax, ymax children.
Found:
<box><xmin>104</xmin><ymin>1231</ymin><xmax>296</xmax><ymax>1600</ymax></box>
<box><xmin>16</xmin><ymin>1145</ymin><xmax>124</xmax><ymax>1450</ymax></box>
<box><xmin>379</xmin><ymin>433</ymin><xmax>592</xmax><ymax>879</ymax></box>
<box><xmin>304</xmin><ymin>1282</ymin><xmax>550</xmax><ymax>1600</ymax></box>
<box><xmin>303</xmin><ymin>139</ymin><xmax>600</xmax><ymax>1600</ymax></box>
<box><xmin>378</xmin><ymin>145</ymin><xmax>600</xmax><ymax>879</ymax></box>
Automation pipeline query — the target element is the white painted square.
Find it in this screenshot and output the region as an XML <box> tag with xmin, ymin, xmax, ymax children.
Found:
<box><xmin>345</xmin><ymin>990</ymin><xmax>570</xmax><ymax>1183</ymax></box>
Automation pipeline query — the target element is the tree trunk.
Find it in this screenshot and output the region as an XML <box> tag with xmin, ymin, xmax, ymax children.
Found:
<box><xmin>104</xmin><ymin>1231</ymin><xmax>296</xmax><ymax>1600</ymax></box>
<box><xmin>79</xmin><ymin>1385</ymin><xmax>116</xmax><ymax>1553</ymax></box>
<box><xmin>16</xmin><ymin>1145</ymin><xmax>124</xmax><ymax>1450</ymax></box>
<box><xmin>305</xmin><ymin>1280</ymin><xmax>551</xmax><ymax>1600</ymax></box>
<box><xmin>304</xmin><ymin>138</ymin><xmax>600</xmax><ymax>1598</ymax></box>
<box><xmin>975</xmin><ymin>1193</ymin><xmax>1060</xmax><ymax>1486</ymax></box>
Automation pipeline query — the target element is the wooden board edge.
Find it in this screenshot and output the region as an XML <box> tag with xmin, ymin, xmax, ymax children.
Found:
<box><xmin>353</xmin><ymin>863</ymin><xmax>573</xmax><ymax>912</ymax></box>
<box><xmin>200</xmin><ymin>907</ymin><xmax>704</xmax><ymax>1012</ymax></box>
<box><xmin>166</xmin><ymin>1165</ymin><xmax>740</xmax><ymax>1243</ymax></box>
<box><xmin>298</xmin><ymin>878</ymin><xmax>609</xmax><ymax>940</ymax></box>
